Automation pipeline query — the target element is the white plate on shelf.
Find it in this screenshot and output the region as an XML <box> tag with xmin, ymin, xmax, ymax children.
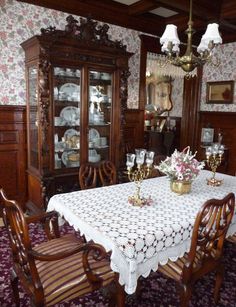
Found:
<box><xmin>89</xmin><ymin>128</ymin><xmax>100</xmax><ymax>141</ymax></box>
<box><xmin>63</xmin><ymin>128</ymin><xmax>80</xmax><ymax>139</ymax></box>
<box><xmin>61</xmin><ymin>151</ymin><xmax>80</xmax><ymax>167</ymax></box>
<box><xmin>60</xmin><ymin>106</ymin><xmax>80</xmax><ymax>123</ymax></box>
<box><xmin>60</xmin><ymin>83</ymin><xmax>80</xmax><ymax>101</ymax></box>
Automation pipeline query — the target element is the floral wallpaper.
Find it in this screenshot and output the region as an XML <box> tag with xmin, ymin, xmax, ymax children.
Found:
<box><xmin>0</xmin><ymin>0</ymin><xmax>235</xmax><ymax>114</ymax></box>
<box><xmin>170</xmin><ymin>78</ymin><xmax>183</xmax><ymax>117</ymax></box>
<box><xmin>201</xmin><ymin>42</ymin><xmax>236</xmax><ymax>112</ymax></box>
<box><xmin>0</xmin><ymin>0</ymin><xmax>140</xmax><ymax>108</ymax></box>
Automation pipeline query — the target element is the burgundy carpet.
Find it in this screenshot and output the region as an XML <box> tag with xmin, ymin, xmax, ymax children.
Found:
<box><xmin>0</xmin><ymin>223</ymin><xmax>235</xmax><ymax>307</ymax></box>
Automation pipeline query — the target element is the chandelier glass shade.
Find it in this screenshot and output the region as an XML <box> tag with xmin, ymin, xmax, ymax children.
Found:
<box><xmin>160</xmin><ymin>0</ymin><xmax>222</xmax><ymax>74</ymax></box>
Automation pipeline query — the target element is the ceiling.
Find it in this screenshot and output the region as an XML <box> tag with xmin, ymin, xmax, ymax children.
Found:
<box><xmin>18</xmin><ymin>0</ymin><xmax>236</xmax><ymax>45</ymax></box>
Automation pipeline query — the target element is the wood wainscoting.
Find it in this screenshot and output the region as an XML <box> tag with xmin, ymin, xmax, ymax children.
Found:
<box><xmin>0</xmin><ymin>105</ymin><xmax>27</xmax><ymax>211</ymax></box>
<box><xmin>196</xmin><ymin>111</ymin><xmax>236</xmax><ymax>175</ymax></box>
<box><xmin>124</xmin><ymin>109</ymin><xmax>144</xmax><ymax>151</ymax></box>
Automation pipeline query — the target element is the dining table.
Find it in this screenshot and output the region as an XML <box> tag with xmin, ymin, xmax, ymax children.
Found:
<box><xmin>47</xmin><ymin>169</ymin><xmax>236</xmax><ymax>295</ymax></box>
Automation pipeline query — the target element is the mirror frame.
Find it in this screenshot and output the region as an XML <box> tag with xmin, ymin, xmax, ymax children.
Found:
<box><xmin>139</xmin><ymin>34</ymin><xmax>161</xmax><ymax>111</ymax></box>
<box><xmin>146</xmin><ymin>75</ymin><xmax>173</xmax><ymax>114</ymax></box>
<box><xmin>139</xmin><ymin>34</ymin><xmax>172</xmax><ymax>115</ymax></box>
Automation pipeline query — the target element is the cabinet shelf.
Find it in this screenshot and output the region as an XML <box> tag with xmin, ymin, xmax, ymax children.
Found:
<box><xmin>54</xmin><ymin>76</ymin><xmax>81</xmax><ymax>83</ymax></box>
<box><xmin>89</xmin><ymin>123</ymin><xmax>110</xmax><ymax>127</ymax></box>
<box><xmin>54</xmin><ymin>100</ymin><xmax>80</xmax><ymax>105</ymax></box>
<box><xmin>89</xmin><ymin>79</ymin><xmax>111</xmax><ymax>86</ymax></box>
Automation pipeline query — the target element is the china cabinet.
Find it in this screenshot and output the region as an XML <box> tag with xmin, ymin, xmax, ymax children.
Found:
<box><xmin>22</xmin><ymin>16</ymin><xmax>132</xmax><ymax>211</ymax></box>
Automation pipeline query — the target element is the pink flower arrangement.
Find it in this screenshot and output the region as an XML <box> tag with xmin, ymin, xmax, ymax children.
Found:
<box><xmin>156</xmin><ymin>146</ymin><xmax>205</xmax><ymax>182</ymax></box>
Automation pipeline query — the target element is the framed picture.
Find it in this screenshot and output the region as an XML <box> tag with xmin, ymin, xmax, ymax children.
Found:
<box><xmin>201</xmin><ymin>128</ymin><xmax>214</xmax><ymax>144</ymax></box>
<box><xmin>206</xmin><ymin>81</ymin><xmax>234</xmax><ymax>104</ymax></box>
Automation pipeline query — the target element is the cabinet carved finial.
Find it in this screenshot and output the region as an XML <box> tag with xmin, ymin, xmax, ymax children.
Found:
<box><xmin>65</xmin><ymin>15</ymin><xmax>80</xmax><ymax>34</ymax></box>
<box><xmin>41</xmin><ymin>26</ymin><xmax>56</xmax><ymax>35</ymax></box>
<box><xmin>40</xmin><ymin>15</ymin><xmax>127</xmax><ymax>51</ymax></box>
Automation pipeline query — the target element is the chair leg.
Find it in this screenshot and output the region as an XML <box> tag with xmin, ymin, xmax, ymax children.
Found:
<box><xmin>10</xmin><ymin>268</ymin><xmax>20</xmax><ymax>307</ymax></box>
<box><xmin>116</xmin><ymin>281</ymin><xmax>125</xmax><ymax>307</ymax></box>
<box><xmin>179</xmin><ymin>283</ymin><xmax>192</xmax><ymax>307</ymax></box>
<box><xmin>214</xmin><ymin>264</ymin><xmax>224</xmax><ymax>303</ymax></box>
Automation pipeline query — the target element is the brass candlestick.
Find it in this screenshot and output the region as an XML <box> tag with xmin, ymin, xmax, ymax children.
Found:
<box><xmin>206</xmin><ymin>144</ymin><xmax>224</xmax><ymax>187</ymax></box>
<box><xmin>126</xmin><ymin>150</ymin><xmax>154</xmax><ymax>206</ymax></box>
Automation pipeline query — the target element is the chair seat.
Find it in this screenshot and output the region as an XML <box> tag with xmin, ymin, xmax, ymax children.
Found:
<box><xmin>34</xmin><ymin>234</ymin><xmax>115</xmax><ymax>306</ymax></box>
<box><xmin>158</xmin><ymin>250</ymin><xmax>203</xmax><ymax>281</ymax></box>
<box><xmin>227</xmin><ymin>233</ymin><xmax>236</xmax><ymax>243</ymax></box>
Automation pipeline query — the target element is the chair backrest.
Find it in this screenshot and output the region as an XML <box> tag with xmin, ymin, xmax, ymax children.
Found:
<box><xmin>151</xmin><ymin>154</ymin><xmax>167</xmax><ymax>178</ymax></box>
<box><xmin>98</xmin><ymin>160</ymin><xmax>117</xmax><ymax>186</ymax></box>
<box><xmin>0</xmin><ymin>188</ymin><xmax>42</xmax><ymax>295</ymax></box>
<box><xmin>163</xmin><ymin>131</ymin><xmax>175</xmax><ymax>156</ymax></box>
<box><xmin>185</xmin><ymin>193</ymin><xmax>235</xmax><ymax>278</ymax></box>
<box><xmin>79</xmin><ymin>163</ymin><xmax>98</xmax><ymax>190</ymax></box>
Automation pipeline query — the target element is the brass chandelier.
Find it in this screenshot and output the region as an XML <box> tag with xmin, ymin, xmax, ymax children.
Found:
<box><xmin>159</xmin><ymin>0</ymin><xmax>222</xmax><ymax>74</ymax></box>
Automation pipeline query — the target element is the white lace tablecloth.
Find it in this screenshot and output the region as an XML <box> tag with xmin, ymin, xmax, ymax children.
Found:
<box><xmin>47</xmin><ymin>170</ymin><xmax>236</xmax><ymax>294</ymax></box>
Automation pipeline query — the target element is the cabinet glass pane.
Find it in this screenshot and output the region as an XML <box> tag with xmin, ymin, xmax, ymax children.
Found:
<box><xmin>28</xmin><ymin>66</ymin><xmax>39</xmax><ymax>169</ymax></box>
<box><xmin>88</xmin><ymin>70</ymin><xmax>112</xmax><ymax>163</ymax></box>
<box><xmin>53</xmin><ymin>67</ymin><xmax>81</xmax><ymax>169</ymax></box>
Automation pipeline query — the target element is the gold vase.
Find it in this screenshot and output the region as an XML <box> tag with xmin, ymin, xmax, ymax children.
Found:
<box><xmin>170</xmin><ymin>180</ymin><xmax>192</xmax><ymax>195</ymax></box>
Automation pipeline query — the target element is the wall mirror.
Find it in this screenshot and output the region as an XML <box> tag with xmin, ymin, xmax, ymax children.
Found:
<box><xmin>146</xmin><ymin>73</ymin><xmax>173</xmax><ymax>115</ymax></box>
<box><xmin>139</xmin><ymin>35</ymin><xmax>173</xmax><ymax>116</ymax></box>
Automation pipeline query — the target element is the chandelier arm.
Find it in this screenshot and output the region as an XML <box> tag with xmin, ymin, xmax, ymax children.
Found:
<box><xmin>158</xmin><ymin>56</ymin><xmax>172</xmax><ymax>68</ymax></box>
<box><xmin>159</xmin><ymin>0</ymin><xmax>222</xmax><ymax>74</ymax></box>
<box><xmin>208</xmin><ymin>55</ymin><xmax>221</xmax><ymax>67</ymax></box>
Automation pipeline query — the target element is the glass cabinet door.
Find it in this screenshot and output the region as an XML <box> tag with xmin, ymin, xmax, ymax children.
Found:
<box><xmin>53</xmin><ymin>67</ymin><xmax>81</xmax><ymax>170</ymax></box>
<box><xmin>88</xmin><ymin>70</ymin><xmax>112</xmax><ymax>163</ymax></box>
<box><xmin>28</xmin><ymin>66</ymin><xmax>39</xmax><ymax>169</ymax></box>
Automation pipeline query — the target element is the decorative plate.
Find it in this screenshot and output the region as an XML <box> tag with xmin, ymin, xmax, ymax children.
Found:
<box><xmin>59</xmin><ymin>83</ymin><xmax>80</xmax><ymax>101</ymax></box>
<box><xmin>60</xmin><ymin>106</ymin><xmax>80</xmax><ymax>123</ymax></box>
<box><xmin>63</xmin><ymin>128</ymin><xmax>80</xmax><ymax>140</ymax></box>
<box><xmin>88</xmin><ymin>128</ymin><xmax>100</xmax><ymax>141</ymax></box>
<box><xmin>61</xmin><ymin>150</ymin><xmax>80</xmax><ymax>167</ymax></box>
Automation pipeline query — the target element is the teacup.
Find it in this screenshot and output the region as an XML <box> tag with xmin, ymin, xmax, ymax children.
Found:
<box><xmin>100</xmin><ymin>137</ymin><xmax>107</xmax><ymax>146</ymax></box>
<box><xmin>93</xmin><ymin>72</ymin><xmax>101</xmax><ymax>79</ymax></box>
<box><xmin>89</xmin><ymin>149</ymin><xmax>97</xmax><ymax>157</ymax></box>
<box><xmin>66</xmin><ymin>68</ymin><xmax>73</xmax><ymax>76</ymax></box>
<box><xmin>101</xmin><ymin>73</ymin><xmax>111</xmax><ymax>80</ymax></box>
<box><xmin>54</xmin><ymin>67</ymin><xmax>60</xmax><ymax>75</ymax></box>
<box><xmin>89</xmin><ymin>141</ymin><xmax>94</xmax><ymax>148</ymax></box>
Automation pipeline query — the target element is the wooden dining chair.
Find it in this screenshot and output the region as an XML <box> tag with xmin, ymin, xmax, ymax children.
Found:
<box><xmin>79</xmin><ymin>162</ymin><xmax>98</xmax><ymax>190</ymax></box>
<box><xmin>226</xmin><ymin>233</ymin><xmax>236</xmax><ymax>243</ymax></box>
<box><xmin>151</xmin><ymin>154</ymin><xmax>167</xmax><ymax>178</ymax></box>
<box><xmin>0</xmin><ymin>188</ymin><xmax>125</xmax><ymax>307</ymax></box>
<box><xmin>98</xmin><ymin>160</ymin><xmax>117</xmax><ymax>186</ymax></box>
<box><xmin>157</xmin><ymin>192</ymin><xmax>235</xmax><ymax>307</ymax></box>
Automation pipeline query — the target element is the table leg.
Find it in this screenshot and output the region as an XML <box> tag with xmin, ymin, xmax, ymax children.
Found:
<box><xmin>115</xmin><ymin>273</ymin><xmax>125</xmax><ymax>307</ymax></box>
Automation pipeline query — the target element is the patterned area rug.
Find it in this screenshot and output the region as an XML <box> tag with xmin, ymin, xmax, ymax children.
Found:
<box><xmin>0</xmin><ymin>223</ymin><xmax>235</xmax><ymax>307</ymax></box>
